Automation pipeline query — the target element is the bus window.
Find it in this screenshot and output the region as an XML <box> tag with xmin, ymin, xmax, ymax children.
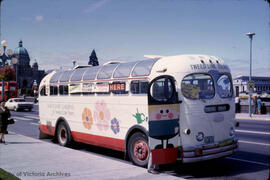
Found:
<box><xmin>40</xmin><ymin>86</ymin><xmax>47</xmax><ymax>96</ymax></box>
<box><xmin>130</xmin><ymin>80</ymin><xmax>148</xmax><ymax>94</ymax></box>
<box><xmin>50</xmin><ymin>86</ymin><xmax>58</xmax><ymax>95</ymax></box>
<box><xmin>217</xmin><ymin>74</ymin><xmax>233</xmax><ymax>98</ymax></box>
<box><xmin>150</xmin><ymin>77</ymin><xmax>173</xmax><ymax>102</ymax></box>
<box><xmin>181</xmin><ymin>74</ymin><xmax>215</xmax><ymax>100</ymax></box>
<box><xmin>59</xmin><ymin>85</ymin><xmax>69</xmax><ymax>95</ymax></box>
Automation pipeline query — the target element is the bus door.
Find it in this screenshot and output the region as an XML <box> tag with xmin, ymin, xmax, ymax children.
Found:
<box><xmin>148</xmin><ymin>75</ymin><xmax>180</xmax><ymax>165</ymax></box>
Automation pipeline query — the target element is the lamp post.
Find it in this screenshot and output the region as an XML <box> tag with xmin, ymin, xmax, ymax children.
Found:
<box><xmin>0</xmin><ymin>40</ymin><xmax>14</xmax><ymax>101</ymax></box>
<box><xmin>246</xmin><ymin>32</ymin><xmax>255</xmax><ymax>117</ymax></box>
<box><xmin>11</xmin><ymin>56</ymin><xmax>18</xmax><ymax>82</ymax></box>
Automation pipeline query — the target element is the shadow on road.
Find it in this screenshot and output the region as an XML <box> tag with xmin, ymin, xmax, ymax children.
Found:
<box><xmin>161</xmin><ymin>151</ymin><xmax>269</xmax><ymax>179</ymax></box>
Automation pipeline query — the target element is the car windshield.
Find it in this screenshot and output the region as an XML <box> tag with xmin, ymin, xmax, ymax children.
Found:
<box><xmin>14</xmin><ymin>99</ymin><xmax>26</xmax><ymax>102</ymax></box>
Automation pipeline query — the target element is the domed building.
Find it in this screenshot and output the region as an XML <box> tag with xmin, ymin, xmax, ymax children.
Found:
<box><xmin>13</xmin><ymin>40</ymin><xmax>45</xmax><ymax>89</ymax></box>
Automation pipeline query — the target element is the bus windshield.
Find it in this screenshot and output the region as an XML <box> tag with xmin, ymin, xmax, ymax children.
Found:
<box><xmin>181</xmin><ymin>73</ymin><xmax>215</xmax><ymax>100</ymax></box>
<box><xmin>217</xmin><ymin>74</ymin><xmax>233</xmax><ymax>98</ymax></box>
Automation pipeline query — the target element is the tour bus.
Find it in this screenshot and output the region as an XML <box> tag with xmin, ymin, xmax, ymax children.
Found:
<box><xmin>38</xmin><ymin>54</ymin><xmax>238</xmax><ymax>167</ymax></box>
<box><xmin>0</xmin><ymin>81</ymin><xmax>18</xmax><ymax>101</ymax></box>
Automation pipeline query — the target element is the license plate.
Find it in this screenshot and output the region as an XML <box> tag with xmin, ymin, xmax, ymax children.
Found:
<box><xmin>204</xmin><ymin>136</ymin><xmax>214</xmax><ymax>144</ymax></box>
<box><xmin>219</xmin><ymin>139</ymin><xmax>233</xmax><ymax>147</ymax></box>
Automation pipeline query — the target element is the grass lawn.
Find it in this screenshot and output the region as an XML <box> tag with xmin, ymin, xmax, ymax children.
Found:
<box><xmin>0</xmin><ymin>168</ymin><xmax>20</xmax><ymax>180</ymax></box>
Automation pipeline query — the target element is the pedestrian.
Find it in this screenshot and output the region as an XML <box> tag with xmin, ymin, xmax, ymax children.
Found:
<box><xmin>253</xmin><ymin>96</ymin><xmax>257</xmax><ymax>114</ymax></box>
<box><xmin>0</xmin><ymin>101</ymin><xmax>11</xmax><ymax>144</ymax></box>
<box><xmin>257</xmin><ymin>96</ymin><xmax>262</xmax><ymax>115</ymax></box>
<box><xmin>147</xmin><ymin>152</ymin><xmax>159</xmax><ymax>174</ymax></box>
<box><xmin>235</xmin><ymin>96</ymin><xmax>240</xmax><ymax>113</ymax></box>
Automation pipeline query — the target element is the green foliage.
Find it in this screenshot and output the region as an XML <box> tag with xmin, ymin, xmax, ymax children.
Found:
<box><xmin>0</xmin><ymin>66</ymin><xmax>16</xmax><ymax>81</ymax></box>
<box><xmin>266</xmin><ymin>0</ymin><xmax>270</xmax><ymax>6</ymax></box>
<box><xmin>0</xmin><ymin>168</ymin><xmax>20</xmax><ymax>180</ymax></box>
<box><xmin>88</xmin><ymin>49</ymin><xmax>99</xmax><ymax>66</ymax></box>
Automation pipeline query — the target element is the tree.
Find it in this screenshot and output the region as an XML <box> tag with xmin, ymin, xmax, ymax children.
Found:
<box><xmin>0</xmin><ymin>66</ymin><xmax>16</xmax><ymax>81</ymax></box>
<box><xmin>88</xmin><ymin>49</ymin><xmax>99</xmax><ymax>66</ymax></box>
<box><xmin>266</xmin><ymin>0</ymin><xmax>270</xmax><ymax>6</ymax></box>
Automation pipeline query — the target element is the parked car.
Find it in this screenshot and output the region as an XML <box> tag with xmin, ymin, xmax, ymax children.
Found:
<box><xmin>5</xmin><ymin>98</ymin><xmax>34</xmax><ymax>112</ymax></box>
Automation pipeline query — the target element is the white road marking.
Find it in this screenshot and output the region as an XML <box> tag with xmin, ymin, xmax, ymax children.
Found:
<box><xmin>226</xmin><ymin>157</ymin><xmax>269</xmax><ymax>167</ymax></box>
<box><xmin>238</xmin><ymin>140</ymin><xmax>270</xmax><ymax>146</ymax></box>
<box><xmin>235</xmin><ymin>129</ymin><xmax>270</xmax><ymax>135</ymax></box>
<box><xmin>24</xmin><ymin>115</ymin><xmax>39</xmax><ymax>119</ymax></box>
<box><xmin>13</xmin><ymin>116</ymin><xmax>32</xmax><ymax>121</ymax></box>
<box><xmin>30</xmin><ymin>123</ymin><xmax>39</xmax><ymax>126</ymax></box>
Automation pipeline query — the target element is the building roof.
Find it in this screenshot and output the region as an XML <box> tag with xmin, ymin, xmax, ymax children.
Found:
<box><xmin>14</xmin><ymin>40</ymin><xmax>29</xmax><ymax>56</ymax></box>
<box><xmin>234</xmin><ymin>76</ymin><xmax>270</xmax><ymax>81</ymax></box>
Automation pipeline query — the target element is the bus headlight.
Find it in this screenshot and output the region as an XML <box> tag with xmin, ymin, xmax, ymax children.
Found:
<box><xmin>196</xmin><ymin>132</ymin><xmax>204</xmax><ymax>142</ymax></box>
<box><xmin>230</xmin><ymin>127</ymin><xmax>235</xmax><ymax>136</ymax></box>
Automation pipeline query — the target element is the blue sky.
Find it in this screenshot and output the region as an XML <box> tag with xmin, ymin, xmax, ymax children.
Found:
<box><xmin>1</xmin><ymin>0</ymin><xmax>269</xmax><ymax>78</ymax></box>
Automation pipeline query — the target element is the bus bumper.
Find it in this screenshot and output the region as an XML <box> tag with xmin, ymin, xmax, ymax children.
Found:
<box><xmin>181</xmin><ymin>138</ymin><xmax>238</xmax><ymax>163</ymax></box>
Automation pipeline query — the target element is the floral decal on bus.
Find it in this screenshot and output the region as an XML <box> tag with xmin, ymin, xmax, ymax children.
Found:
<box><xmin>133</xmin><ymin>108</ymin><xmax>147</xmax><ymax>124</ymax></box>
<box><xmin>82</xmin><ymin>108</ymin><xmax>93</xmax><ymax>130</ymax></box>
<box><xmin>111</xmin><ymin>118</ymin><xmax>120</xmax><ymax>134</ymax></box>
<box><xmin>94</xmin><ymin>100</ymin><xmax>111</xmax><ymax>131</ymax></box>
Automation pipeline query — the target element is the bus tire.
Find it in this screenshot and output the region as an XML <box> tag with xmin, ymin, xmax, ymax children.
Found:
<box><xmin>128</xmin><ymin>132</ymin><xmax>149</xmax><ymax>167</ymax></box>
<box><xmin>57</xmin><ymin>122</ymin><xmax>72</xmax><ymax>147</ymax></box>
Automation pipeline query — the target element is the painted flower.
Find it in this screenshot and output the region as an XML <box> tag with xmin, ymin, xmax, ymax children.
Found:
<box><xmin>94</xmin><ymin>100</ymin><xmax>111</xmax><ymax>131</ymax></box>
<box><xmin>82</xmin><ymin>108</ymin><xmax>93</xmax><ymax>130</ymax></box>
<box><xmin>111</xmin><ymin>118</ymin><xmax>120</xmax><ymax>134</ymax></box>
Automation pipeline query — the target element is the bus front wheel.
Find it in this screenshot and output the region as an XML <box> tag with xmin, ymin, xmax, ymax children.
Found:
<box><xmin>57</xmin><ymin>122</ymin><xmax>72</xmax><ymax>147</ymax></box>
<box><xmin>128</xmin><ymin>132</ymin><xmax>149</xmax><ymax>167</ymax></box>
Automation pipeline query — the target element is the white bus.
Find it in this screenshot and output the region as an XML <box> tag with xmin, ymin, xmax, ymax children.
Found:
<box><xmin>38</xmin><ymin>54</ymin><xmax>238</xmax><ymax>167</ymax></box>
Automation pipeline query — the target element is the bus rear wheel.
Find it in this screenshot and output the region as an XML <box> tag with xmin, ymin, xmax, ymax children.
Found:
<box><xmin>128</xmin><ymin>132</ymin><xmax>149</xmax><ymax>167</ymax></box>
<box><xmin>57</xmin><ymin>122</ymin><xmax>72</xmax><ymax>147</ymax></box>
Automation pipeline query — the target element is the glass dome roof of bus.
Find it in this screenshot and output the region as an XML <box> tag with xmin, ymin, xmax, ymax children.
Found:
<box><xmin>50</xmin><ymin>71</ymin><xmax>63</xmax><ymax>83</ymax></box>
<box><xmin>97</xmin><ymin>63</ymin><xmax>119</xmax><ymax>79</ymax></box>
<box><xmin>70</xmin><ymin>68</ymin><xmax>87</xmax><ymax>82</ymax></box>
<box><xmin>59</xmin><ymin>70</ymin><xmax>75</xmax><ymax>82</ymax></box>
<box><xmin>50</xmin><ymin>58</ymin><xmax>159</xmax><ymax>83</ymax></box>
<box><xmin>83</xmin><ymin>66</ymin><xmax>101</xmax><ymax>81</ymax></box>
<box><xmin>113</xmin><ymin>61</ymin><xmax>138</xmax><ymax>78</ymax></box>
<box><xmin>131</xmin><ymin>58</ymin><xmax>158</xmax><ymax>77</ymax></box>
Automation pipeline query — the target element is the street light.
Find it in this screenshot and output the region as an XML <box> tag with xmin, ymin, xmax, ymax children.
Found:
<box><xmin>0</xmin><ymin>40</ymin><xmax>15</xmax><ymax>101</ymax></box>
<box><xmin>11</xmin><ymin>57</ymin><xmax>18</xmax><ymax>82</ymax></box>
<box><xmin>246</xmin><ymin>32</ymin><xmax>255</xmax><ymax>117</ymax></box>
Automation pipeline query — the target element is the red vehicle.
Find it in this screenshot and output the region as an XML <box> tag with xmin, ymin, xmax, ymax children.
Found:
<box><xmin>0</xmin><ymin>81</ymin><xmax>18</xmax><ymax>101</ymax></box>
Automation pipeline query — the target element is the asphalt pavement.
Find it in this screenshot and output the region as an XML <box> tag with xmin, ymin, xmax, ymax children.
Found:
<box><xmin>2</xmin><ymin>106</ymin><xmax>270</xmax><ymax>180</ymax></box>
<box><xmin>0</xmin><ymin>134</ymin><xmax>184</xmax><ymax>180</ymax></box>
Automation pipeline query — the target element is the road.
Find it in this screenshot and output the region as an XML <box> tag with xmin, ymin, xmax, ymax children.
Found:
<box><xmin>7</xmin><ymin>106</ymin><xmax>270</xmax><ymax>180</ymax></box>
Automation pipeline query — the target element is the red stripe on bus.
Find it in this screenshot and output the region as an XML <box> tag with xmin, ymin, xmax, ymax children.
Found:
<box><xmin>72</xmin><ymin>131</ymin><xmax>125</xmax><ymax>152</ymax></box>
<box><xmin>40</xmin><ymin>124</ymin><xmax>55</xmax><ymax>136</ymax></box>
<box><xmin>40</xmin><ymin>125</ymin><xmax>125</xmax><ymax>151</ymax></box>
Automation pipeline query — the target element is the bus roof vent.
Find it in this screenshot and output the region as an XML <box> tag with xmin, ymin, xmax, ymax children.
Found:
<box><xmin>144</xmin><ymin>55</ymin><xmax>164</xmax><ymax>59</ymax></box>
<box><xmin>74</xmin><ymin>65</ymin><xmax>92</xmax><ymax>69</ymax></box>
<box><xmin>103</xmin><ymin>61</ymin><xmax>123</xmax><ymax>66</ymax></box>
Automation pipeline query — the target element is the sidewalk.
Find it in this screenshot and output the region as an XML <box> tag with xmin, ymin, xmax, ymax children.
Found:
<box><xmin>0</xmin><ymin>133</ymin><xmax>183</xmax><ymax>180</ymax></box>
<box><xmin>235</xmin><ymin>113</ymin><xmax>270</xmax><ymax>121</ymax></box>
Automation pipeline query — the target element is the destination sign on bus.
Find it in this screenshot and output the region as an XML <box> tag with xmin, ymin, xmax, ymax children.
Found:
<box><xmin>109</xmin><ymin>82</ymin><xmax>126</xmax><ymax>93</ymax></box>
<box><xmin>190</xmin><ymin>63</ymin><xmax>228</xmax><ymax>70</ymax></box>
